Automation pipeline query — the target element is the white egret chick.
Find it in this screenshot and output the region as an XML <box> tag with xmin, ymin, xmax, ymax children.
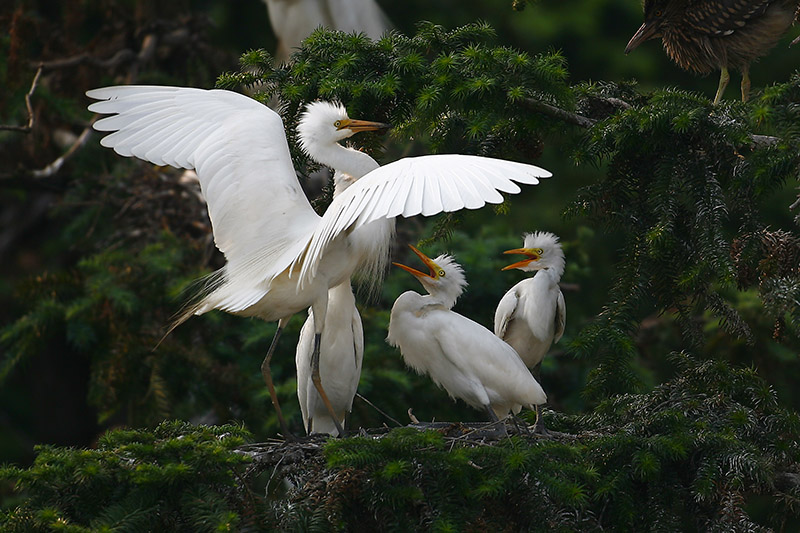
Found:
<box><xmin>494</xmin><ymin>231</ymin><xmax>565</xmax><ymax>432</ymax></box>
<box><xmin>87</xmin><ymin>86</ymin><xmax>551</xmax><ymax>438</ymax></box>
<box><xmin>387</xmin><ymin>245</ymin><xmax>546</xmax><ymax>426</ymax></box>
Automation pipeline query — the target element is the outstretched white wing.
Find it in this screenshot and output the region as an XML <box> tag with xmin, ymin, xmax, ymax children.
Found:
<box><xmin>294</xmin><ymin>154</ymin><xmax>552</xmax><ymax>286</ymax></box>
<box><xmin>87</xmin><ymin>86</ymin><xmax>320</xmax><ymax>275</ymax></box>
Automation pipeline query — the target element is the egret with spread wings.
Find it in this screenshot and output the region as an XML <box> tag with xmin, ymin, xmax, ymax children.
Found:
<box><xmin>87</xmin><ymin>86</ymin><xmax>552</xmax><ymax>437</ymax></box>
<box><xmin>494</xmin><ymin>231</ymin><xmax>565</xmax><ymax>433</ymax></box>
<box><xmin>388</xmin><ymin>245</ymin><xmax>546</xmax><ymax>426</ymax></box>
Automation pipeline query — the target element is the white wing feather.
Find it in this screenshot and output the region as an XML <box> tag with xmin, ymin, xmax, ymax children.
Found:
<box><xmin>554</xmin><ymin>289</ymin><xmax>566</xmax><ymax>343</ymax></box>
<box><xmin>87</xmin><ymin>86</ymin><xmax>320</xmax><ymax>279</ymax></box>
<box><xmin>293</xmin><ymin>154</ymin><xmax>552</xmax><ymax>286</ymax></box>
<box><xmin>494</xmin><ymin>288</ymin><xmax>519</xmax><ymax>339</ymax></box>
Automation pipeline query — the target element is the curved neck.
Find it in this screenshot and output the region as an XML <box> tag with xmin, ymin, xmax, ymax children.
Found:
<box><xmin>309</xmin><ymin>142</ymin><xmax>379</xmax><ymax>181</ymax></box>
<box><xmin>423</xmin><ymin>288</ymin><xmax>460</xmax><ymax>310</ymax></box>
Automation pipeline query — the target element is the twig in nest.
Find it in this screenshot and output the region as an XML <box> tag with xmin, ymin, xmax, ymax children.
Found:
<box><xmin>0</xmin><ymin>65</ymin><xmax>42</xmax><ymax>133</ymax></box>
<box><xmin>356</xmin><ymin>393</ymin><xmax>402</xmax><ymax>427</ymax></box>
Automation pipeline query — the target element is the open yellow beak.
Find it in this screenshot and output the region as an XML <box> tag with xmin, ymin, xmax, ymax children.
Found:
<box><xmin>501</xmin><ymin>248</ymin><xmax>539</xmax><ymax>271</ymax></box>
<box><xmin>337</xmin><ymin>118</ymin><xmax>392</xmax><ymax>133</ymax></box>
<box><xmin>393</xmin><ymin>244</ymin><xmax>441</xmax><ymax>279</ymax></box>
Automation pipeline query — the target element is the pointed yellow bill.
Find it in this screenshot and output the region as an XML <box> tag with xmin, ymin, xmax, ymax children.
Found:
<box><xmin>501</xmin><ymin>247</ymin><xmax>540</xmax><ymax>271</ymax></box>
<box><xmin>393</xmin><ymin>244</ymin><xmax>442</xmax><ymax>279</ymax></box>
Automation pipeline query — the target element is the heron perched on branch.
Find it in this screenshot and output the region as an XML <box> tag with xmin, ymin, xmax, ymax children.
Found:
<box><xmin>388</xmin><ymin>245</ymin><xmax>546</xmax><ymax>428</ymax></box>
<box><xmin>494</xmin><ymin>231</ymin><xmax>565</xmax><ymax>433</ymax></box>
<box><xmin>625</xmin><ymin>0</ymin><xmax>799</xmax><ymax>104</ymax></box>
<box><xmin>87</xmin><ymin>86</ymin><xmax>552</xmax><ymax>437</ymax></box>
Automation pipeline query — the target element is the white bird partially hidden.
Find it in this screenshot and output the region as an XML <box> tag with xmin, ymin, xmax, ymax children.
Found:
<box><xmin>86</xmin><ymin>86</ymin><xmax>552</xmax><ymax>438</ymax></box>
<box><xmin>494</xmin><ymin>231</ymin><xmax>566</xmax><ymax>432</ymax></box>
<box><xmin>387</xmin><ymin>245</ymin><xmax>547</xmax><ymax>426</ymax></box>
<box><xmin>296</xmin><ymin>280</ymin><xmax>362</xmax><ymax>435</ymax></box>
<box><xmin>264</xmin><ymin>0</ymin><xmax>391</xmax><ymax>64</ymax></box>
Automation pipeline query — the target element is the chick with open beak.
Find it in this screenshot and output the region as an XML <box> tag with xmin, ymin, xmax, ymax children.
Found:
<box><xmin>495</xmin><ymin>232</ymin><xmax>566</xmax><ymax>434</ymax></box>
<box><xmin>387</xmin><ymin>245</ymin><xmax>546</xmax><ymax>430</ymax></box>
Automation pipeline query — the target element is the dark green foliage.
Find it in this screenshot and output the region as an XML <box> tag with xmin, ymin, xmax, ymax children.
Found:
<box><xmin>217</xmin><ymin>21</ymin><xmax>572</xmax><ymax>163</ymax></box>
<box><xmin>568</xmin><ymin>86</ymin><xmax>800</xmax><ymax>401</ymax></box>
<box><xmin>296</xmin><ymin>355</ymin><xmax>797</xmax><ymax>532</ymax></box>
<box><xmin>0</xmin><ymin>422</ymin><xmax>253</xmax><ymax>532</ymax></box>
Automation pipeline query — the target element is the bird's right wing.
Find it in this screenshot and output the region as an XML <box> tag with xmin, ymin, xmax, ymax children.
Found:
<box><xmin>293</xmin><ymin>154</ymin><xmax>552</xmax><ymax>287</ymax></box>
<box><xmin>494</xmin><ymin>288</ymin><xmax>519</xmax><ymax>339</ymax></box>
<box><xmin>87</xmin><ymin>86</ymin><xmax>320</xmax><ymax>278</ymax></box>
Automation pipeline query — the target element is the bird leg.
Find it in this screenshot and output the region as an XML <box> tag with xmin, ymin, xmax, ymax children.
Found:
<box><xmin>713</xmin><ymin>67</ymin><xmax>730</xmax><ymax>105</ymax></box>
<box><xmin>485</xmin><ymin>406</ymin><xmax>508</xmax><ymax>437</ymax></box>
<box><xmin>741</xmin><ymin>67</ymin><xmax>751</xmax><ymax>103</ymax></box>
<box><xmin>531</xmin><ymin>362</ymin><xmax>548</xmax><ymax>435</ymax></box>
<box><xmin>261</xmin><ymin>319</ymin><xmax>292</xmax><ymax>439</ymax></box>
<box><xmin>310</xmin><ymin>332</ymin><xmax>346</xmax><ymax>437</ymax></box>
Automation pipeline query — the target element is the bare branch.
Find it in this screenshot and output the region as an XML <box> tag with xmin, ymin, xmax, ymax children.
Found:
<box><xmin>30</xmin><ymin>123</ymin><xmax>95</xmax><ymax>178</ymax></box>
<box><xmin>36</xmin><ymin>49</ymin><xmax>137</xmax><ymax>71</ymax></box>
<box><xmin>0</xmin><ymin>65</ymin><xmax>42</xmax><ymax>133</ymax></box>
<box><xmin>521</xmin><ymin>97</ymin><xmax>596</xmax><ymax>128</ymax></box>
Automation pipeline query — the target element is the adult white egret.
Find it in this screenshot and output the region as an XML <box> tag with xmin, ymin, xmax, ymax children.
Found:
<box><xmin>387</xmin><ymin>245</ymin><xmax>546</xmax><ymax>425</ymax></box>
<box><xmin>86</xmin><ymin>86</ymin><xmax>552</xmax><ymax>437</ymax></box>
<box><xmin>494</xmin><ymin>231</ymin><xmax>565</xmax><ymax>432</ymax></box>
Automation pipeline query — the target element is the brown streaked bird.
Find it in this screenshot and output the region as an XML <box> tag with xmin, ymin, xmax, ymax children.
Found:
<box><xmin>625</xmin><ymin>0</ymin><xmax>799</xmax><ymax>104</ymax></box>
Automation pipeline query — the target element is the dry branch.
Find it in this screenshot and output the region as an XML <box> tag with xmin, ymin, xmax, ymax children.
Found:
<box><xmin>0</xmin><ymin>65</ymin><xmax>42</xmax><ymax>133</ymax></box>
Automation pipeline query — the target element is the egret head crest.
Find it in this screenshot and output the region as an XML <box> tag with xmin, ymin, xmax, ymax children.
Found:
<box><xmin>502</xmin><ymin>231</ymin><xmax>565</xmax><ymax>277</ymax></box>
<box><xmin>393</xmin><ymin>245</ymin><xmax>467</xmax><ymax>308</ymax></box>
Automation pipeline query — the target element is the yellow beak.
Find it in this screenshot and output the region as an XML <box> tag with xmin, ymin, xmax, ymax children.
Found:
<box><xmin>501</xmin><ymin>247</ymin><xmax>539</xmax><ymax>271</ymax></box>
<box><xmin>337</xmin><ymin>118</ymin><xmax>392</xmax><ymax>133</ymax></box>
<box><xmin>393</xmin><ymin>244</ymin><xmax>441</xmax><ymax>279</ymax></box>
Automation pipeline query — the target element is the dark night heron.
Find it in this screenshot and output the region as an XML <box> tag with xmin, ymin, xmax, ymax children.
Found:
<box><xmin>625</xmin><ymin>0</ymin><xmax>799</xmax><ymax>104</ymax></box>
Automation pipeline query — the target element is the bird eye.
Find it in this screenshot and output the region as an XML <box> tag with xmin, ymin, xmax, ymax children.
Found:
<box><xmin>437</xmin><ymin>270</ymin><xmax>446</xmax><ymax>277</ymax></box>
<box><xmin>334</xmin><ymin>120</ymin><xmax>342</xmax><ymax>127</ymax></box>
<box><xmin>654</xmin><ymin>9</ymin><xmax>662</xmax><ymax>16</ymax></box>
<box><xmin>535</xmin><ymin>248</ymin><xmax>543</xmax><ymax>255</ymax></box>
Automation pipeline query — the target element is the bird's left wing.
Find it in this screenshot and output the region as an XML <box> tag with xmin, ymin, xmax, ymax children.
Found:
<box><xmin>554</xmin><ymin>289</ymin><xmax>566</xmax><ymax>343</ymax></box>
<box><xmin>87</xmin><ymin>86</ymin><xmax>320</xmax><ymax>283</ymax></box>
<box><xmin>494</xmin><ymin>288</ymin><xmax>519</xmax><ymax>339</ymax></box>
<box><xmin>293</xmin><ymin>154</ymin><xmax>552</xmax><ymax>286</ymax></box>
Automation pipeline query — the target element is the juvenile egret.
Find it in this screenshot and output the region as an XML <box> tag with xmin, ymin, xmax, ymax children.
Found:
<box><xmin>387</xmin><ymin>245</ymin><xmax>546</xmax><ymax>425</ymax></box>
<box><xmin>494</xmin><ymin>231</ymin><xmax>565</xmax><ymax>432</ymax></box>
<box><xmin>87</xmin><ymin>86</ymin><xmax>552</xmax><ymax>437</ymax></box>
<box><xmin>624</xmin><ymin>0</ymin><xmax>798</xmax><ymax>104</ymax></box>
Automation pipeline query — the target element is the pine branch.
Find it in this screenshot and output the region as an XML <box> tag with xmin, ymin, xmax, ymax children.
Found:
<box><xmin>521</xmin><ymin>97</ymin><xmax>596</xmax><ymax>128</ymax></box>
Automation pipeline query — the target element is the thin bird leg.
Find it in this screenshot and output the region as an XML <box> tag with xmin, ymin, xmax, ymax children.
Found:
<box><xmin>310</xmin><ymin>332</ymin><xmax>346</xmax><ymax>437</ymax></box>
<box><xmin>532</xmin><ymin>362</ymin><xmax>548</xmax><ymax>435</ymax></box>
<box><xmin>484</xmin><ymin>406</ymin><xmax>508</xmax><ymax>437</ymax></box>
<box><xmin>713</xmin><ymin>67</ymin><xmax>730</xmax><ymax>105</ymax></box>
<box><xmin>261</xmin><ymin>317</ymin><xmax>292</xmax><ymax>439</ymax></box>
<box><xmin>741</xmin><ymin>66</ymin><xmax>751</xmax><ymax>103</ymax></box>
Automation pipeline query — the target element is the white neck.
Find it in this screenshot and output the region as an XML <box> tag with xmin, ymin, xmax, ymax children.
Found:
<box><xmin>309</xmin><ymin>142</ymin><xmax>379</xmax><ymax>180</ymax></box>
